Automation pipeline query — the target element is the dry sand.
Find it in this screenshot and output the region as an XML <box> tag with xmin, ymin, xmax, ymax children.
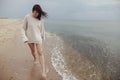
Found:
<box><xmin>0</xmin><ymin>19</ymin><xmax>62</xmax><ymax>80</ymax></box>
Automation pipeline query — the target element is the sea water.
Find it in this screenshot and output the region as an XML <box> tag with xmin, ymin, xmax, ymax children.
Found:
<box><xmin>45</xmin><ymin>20</ymin><xmax>120</xmax><ymax>80</ymax></box>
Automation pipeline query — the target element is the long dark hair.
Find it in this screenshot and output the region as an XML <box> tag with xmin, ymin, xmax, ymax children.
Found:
<box><xmin>32</xmin><ymin>4</ymin><xmax>48</xmax><ymax>20</ymax></box>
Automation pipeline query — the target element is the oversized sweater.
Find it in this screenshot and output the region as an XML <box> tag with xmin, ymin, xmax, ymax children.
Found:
<box><xmin>21</xmin><ymin>13</ymin><xmax>45</xmax><ymax>44</ymax></box>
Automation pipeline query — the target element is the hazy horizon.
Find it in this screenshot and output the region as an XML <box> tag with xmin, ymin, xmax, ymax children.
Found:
<box><xmin>0</xmin><ymin>0</ymin><xmax>120</xmax><ymax>20</ymax></box>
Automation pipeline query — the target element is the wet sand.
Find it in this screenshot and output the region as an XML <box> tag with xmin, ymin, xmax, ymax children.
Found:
<box><xmin>0</xmin><ymin>19</ymin><xmax>62</xmax><ymax>80</ymax></box>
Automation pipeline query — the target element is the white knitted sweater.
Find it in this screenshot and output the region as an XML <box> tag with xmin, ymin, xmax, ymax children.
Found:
<box><xmin>21</xmin><ymin>13</ymin><xmax>45</xmax><ymax>44</ymax></box>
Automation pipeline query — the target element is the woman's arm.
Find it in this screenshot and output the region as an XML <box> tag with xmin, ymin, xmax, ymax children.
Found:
<box><xmin>41</xmin><ymin>19</ymin><xmax>46</xmax><ymax>41</ymax></box>
<box><xmin>20</xmin><ymin>15</ymin><xmax>28</xmax><ymax>43</ymax></box>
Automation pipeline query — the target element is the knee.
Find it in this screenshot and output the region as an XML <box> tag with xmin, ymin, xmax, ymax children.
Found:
<box><xmin>37</xmin><ymin>49</ymin><xmax>43</xmax><ymax>56</ymax></box>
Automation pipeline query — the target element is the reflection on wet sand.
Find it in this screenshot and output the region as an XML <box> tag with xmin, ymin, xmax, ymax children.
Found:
<box><xmin>29</xmin><ymin>64</ymin><xmax>41</xmax><ymax>80</ymax></box>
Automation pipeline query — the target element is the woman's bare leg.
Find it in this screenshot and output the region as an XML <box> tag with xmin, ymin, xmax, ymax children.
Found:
<box><xmin>36</xmin><ymin>43</ymin><xmax>46</xmax><ymax>80</ymax></box>
<box><xmin>28</xmin><ymin>43</ymin><xmax>38</xmax><ymax>64</ymax></box>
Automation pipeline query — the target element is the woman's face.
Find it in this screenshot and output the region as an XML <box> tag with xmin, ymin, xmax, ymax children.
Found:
<box><xmin>32</xmin><ymin>10</ymin><xmax>39</xmax><ymax>18</ymax></box>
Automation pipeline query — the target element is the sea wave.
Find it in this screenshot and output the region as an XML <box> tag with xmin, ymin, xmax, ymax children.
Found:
<box><xmin>51</xmin><ymin>35</ymin><xmax>78</xmax><ymax>80</ymax></box>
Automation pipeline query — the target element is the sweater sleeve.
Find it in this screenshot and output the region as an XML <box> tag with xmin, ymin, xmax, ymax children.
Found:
<box><xmin>41</xmin><ymin>19</ymin><xmax>46</xmax><ymax>41</ymax></box>
<box><xmin>20</xmin><ymin>15</ymin><xmax>28</xmax><ymax>43</ymax></box>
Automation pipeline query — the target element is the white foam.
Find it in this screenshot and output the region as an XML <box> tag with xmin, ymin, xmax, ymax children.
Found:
<box><xmin>51</xmin><ymin>36</ymin><xmax>78</xmax><ymax>80</ymax></box>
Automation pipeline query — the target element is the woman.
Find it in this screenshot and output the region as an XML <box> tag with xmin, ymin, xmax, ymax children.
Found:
<box><xmin>21</xmin><ymin>4</ymin><xmax>48</xmax><ymax>80</ymax></box>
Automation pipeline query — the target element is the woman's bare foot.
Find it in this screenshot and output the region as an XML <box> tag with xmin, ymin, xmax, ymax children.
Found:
<box><xmin>34</xmin><ymin>59</ymin><xmax>39</xmax><ymax>64</ymax></box>
<box><xmin>41</xmin><ymin>73</ymin><xmax>46</xmax><ymax>80</ymax></box>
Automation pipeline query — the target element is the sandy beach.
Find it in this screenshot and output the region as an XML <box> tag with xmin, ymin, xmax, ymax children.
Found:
<box><xmin>0</xmin><ymin>19</ymin><xmax>62</xmax><ymax>80</ymax></box>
